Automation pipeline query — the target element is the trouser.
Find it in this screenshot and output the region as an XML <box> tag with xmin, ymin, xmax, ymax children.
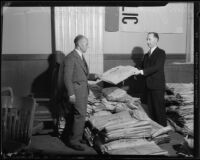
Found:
<box><xmin>146</xmin><ymin>89</ymin><xmax>167</xmax><ymax>127</ymax></box>
<box><xmin>68</xmin><ymin>90</ymin><xmax>88</xmax><ymax>145</ymax></box>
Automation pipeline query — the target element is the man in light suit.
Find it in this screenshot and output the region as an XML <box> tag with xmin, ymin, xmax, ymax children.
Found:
<box><xmin>134</xmin><ymin>32</ymin><xmax>167</xmax><ymax>127</ymax></box>
<box><xmin>63</xmin><ymin>35</ymin><xmax>99</xmax><ymax>151</ymax></box>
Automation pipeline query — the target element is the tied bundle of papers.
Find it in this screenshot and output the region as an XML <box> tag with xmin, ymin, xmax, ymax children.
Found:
<box><xmin>102</xmin><ymin>139</ymin><xmax>168</xmax><ymax>155</ymax></box>
<box><xmin>165</xmin><ymin>83</ymin><xmax>194</xmax><ymax>137</ymax></box>
<box><xmin>101</xmin><ymin>65</ymin><xmax>138</xmax><ymax>85</ymax></box>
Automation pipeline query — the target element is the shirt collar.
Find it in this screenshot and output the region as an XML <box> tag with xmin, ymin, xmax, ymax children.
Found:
<box><xmin>150</xmin><ymin>46</ymin><xmax>157</xmax><ymax>54</ymax></box>
<box><xmin>75</xmin><ymin>49</ymin><xmax>83</xmax><ymax>59</ymax></box>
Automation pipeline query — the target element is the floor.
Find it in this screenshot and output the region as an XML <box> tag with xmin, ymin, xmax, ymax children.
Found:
<box><xmin>27</xmin><ymin>127</ymin><xmax>187</xmax><ymax>157</ymax></box>
<box><xmin>3</xmin><ymin>123</ymin><xmax>192</xmax><ymax>159</ymax></box>
<box><xmin>25</xmin><ymin>97</ymin><xmax>190</xmax><ymax>157</ymax></box>
<box><xmin>29</xmin><ymin>128</ymin><xmax>97</xmax><ymax>156</ymax></box>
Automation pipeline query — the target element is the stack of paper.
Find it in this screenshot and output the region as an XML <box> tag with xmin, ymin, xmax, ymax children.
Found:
<box><xmin>83</xmin><ymin>86</ymin><xmax>170</xmax><ymax>155</ymax></box>
<box><xmin>106</xmin><ymin>140</ymin><xmax>168</xmax><ymax>155</ymax></box>
<box><xmin>101</xmin><ymin>65</ymin><xmax>138</xmax><ymax>84</ymax></box>
<box><xmin>166</xmin><ymin>83</ymin><xmax>194</xmax><ymax>136</ymax></box>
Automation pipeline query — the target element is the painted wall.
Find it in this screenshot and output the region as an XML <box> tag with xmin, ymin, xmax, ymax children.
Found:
<box><xmin>104</xmin><ymin>4</ymin><xmax>188</xmax><ymax>54</ymax></box>
<box><xmin>2</xmin><ymin>5</ymin><xmax>188</xmax><ymax>55</ymax></box>
<box><xmin>1</xmin><ymin>5</ymin><xmax>193</xmax><ymax>97</ymax></box>
<box><xmin>2</xmin><ymin>7</ymin><xmax>52</xmax><ymax>54</ymax></box>
<box><xmin>103</xmin><ymin>31</ymin><xmax>186</xmax><ymax>54</ymax></box>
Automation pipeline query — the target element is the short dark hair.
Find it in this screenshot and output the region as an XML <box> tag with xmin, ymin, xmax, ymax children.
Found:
<box><xmin>74</xmin><ymin>34</ymin><xmax>85</xmax><ymax>47</ymax></box>
<box><xmin>148</xmin><ymin>32</ymin><xmax>159</xmax><ymax>40</ymax></box>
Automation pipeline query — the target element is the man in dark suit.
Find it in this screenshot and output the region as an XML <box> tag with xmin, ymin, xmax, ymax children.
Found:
<box><xmin>134</xmin><ymin>32</ymin><xmax>167</xmax><ymax>127</ymax></box>
<box><xmin>63</xmin><ymin>35</ymin><xmax>99</xmax><ymax>151</ymax></box>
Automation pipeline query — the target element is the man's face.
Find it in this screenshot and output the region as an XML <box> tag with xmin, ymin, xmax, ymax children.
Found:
<box><xmin>78</xmin><ymin>38</ymin><xmax>88</xmax><ymax>53</ymax></box>
<box><xmin>147</xmin><ymin>34</ymin><xmax>158</xmax><ymax>49</ymax></box>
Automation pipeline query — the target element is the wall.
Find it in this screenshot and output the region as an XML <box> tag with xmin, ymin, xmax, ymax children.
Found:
<box><xmin>1</xmin><ymin>6</ymin><xmax>193</xmax><ymax>97</ymax></box>
<box><xmin>2</xmin><ymin>7</ymin><xmax>52</xmax><ymax>54</ymax></box>
<box><xmin>104</xmin><ymin>5</ymin><xmax>187</xmax><ymax>55</ymax></box>
<box><xmin>103</xmin><ymin>5</ymin><xmax>188</xmax><ymax>71</ymax></box>
<box><xmin>103</xmin><ymin>5</ymin><xmax>193</xmax><ymax>97</ymax></box>
<box><xmin>1</xmin><ymin>7</ymin><xmax>52</xmax><ymax>97</ymax></box>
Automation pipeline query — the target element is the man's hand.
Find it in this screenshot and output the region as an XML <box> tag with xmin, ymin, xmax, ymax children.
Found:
<box><xmin>131</xmin><ymin>68</ymin><xmax>139</xmax><ymax>75</ymax></box>
<box><xmin>95</xmin><ymin>74</ymin><xmax>102</xmax><ymax>80</ymax></box>
<box><xmin>69</xmin><ymin>95</ymin><xmax>76</xmax><ymax>104</ymax></box>
<box><xmin>132</xmin><ymin>68</ymin><xmax>143</xmax><ymax>75</ymax></box>
<box><xmin>134</xmin><ymin>69</ymin><xmax>141</xmax><ymax>75</ymax></box>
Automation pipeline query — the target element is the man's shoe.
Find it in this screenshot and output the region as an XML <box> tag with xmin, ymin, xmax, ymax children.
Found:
<box><xmin>68</xmin><ymin>143</ymin><xmax>85</xmax><ymax>151</ymax></box>
<box><xmin>79</xmin><ymin>139</ymin><xmax>87</xmax><ymax>144</ymax></box>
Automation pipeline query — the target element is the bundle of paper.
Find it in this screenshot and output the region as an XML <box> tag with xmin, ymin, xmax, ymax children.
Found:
<box><xmin>165</xmin><ymin>95</ymin><xmax>183</xmax><ymax>106</ymax></box>
<box><xmin>88</xmin><ymin>111</ymin><xmax>154</xmax><ymax>144</ymax></box>
<box><xmin>101</xmin><ymin>65</ymin><xmax>138</xmax><ymax>85</ymax></box>
<box><xmin>166</xmin><ymin>83</ymin><xmax>194</xmax><ymax>136</ymax></box>
<box><xmin>88</xmin><ymin>111</ymin><xmax>133</xmax><ymax>131</ymax></box>
<box><xmin>150</xmin><ymin>134</ymin><xmax>171</xmax><ymax>145</ymax></box>
<box><xmin>101</xmin><ymin>139</ymin><xmax>168</xmax><ymax>155</ymax></box>
<box><xmin>167</xmin><ymin>83</ymin><xmax>193</xmax><ymax>94</ymax></box>
<box><xmin>105</xmin><ymin>128</ymin><xmax>152</xmax><ymax>142</ymax></box>
<box><xmin>92</xmin><ymin>110</ymin><xmax>112</xmax><ymax>117</ymax></box>
<box><xmin>104</xmin><ymin>120</ymin><xmax>151</xmax><ymax>138</ymax></box>
<box><xmin>129</xmin><ymin>109</ymin><xmax>150</xmax><ymax>121</ymax></box>
<box><xmin>101</xmin><ymin>98</ymin><xmax>126</xmax><ymax>111</ymax></box>
<box><xmin>84</xmin><ymin>127</ymin><xmax>95</xmax><ymax>147</ymax></box>
<box><xmin>88</xmin><ymin>83</ymin><xmax>103</xmax><ymax>99</ymax></box>
<box><xmin>102</xmin><ymin>87</ymin><xmax>127</xmax><ymax>102</ymax></box>
<box><xmin>106</xmin><ymin>140</ymin><xmax>168</xmax><ymax>155</ymax></box>
<box><xmin>105</xmin><ymin>119</ymin><xmax>149</xmax><ymax>132</ymax></box>
<box><xmin>88</xmin><ymin>90</ymin><xmax>102</xmax><ymax>105</ymax></box>
<box><xmin>102</xmin><ymin>139</ymin><xmax>149</xmax><ymax>152</ymax></box>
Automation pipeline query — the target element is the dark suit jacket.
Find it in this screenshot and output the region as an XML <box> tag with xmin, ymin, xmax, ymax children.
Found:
<box><xmin>63</xmin><ymin>50</ymin><xmax>96</xmax><ymax>97</ymax></box>
<box><xmin>141</xmin><ymin>47</ymin><xmax>166</xmax><ymax>90</ymax></box>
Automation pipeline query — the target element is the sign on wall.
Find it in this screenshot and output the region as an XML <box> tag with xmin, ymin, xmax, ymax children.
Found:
<box><xmin>119</xmin><ymin>3</ymin><xmax>187</xmax><ymax>33</ymax></box>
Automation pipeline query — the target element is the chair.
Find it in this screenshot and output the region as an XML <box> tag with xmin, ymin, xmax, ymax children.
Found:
<box><xmin>1</xmin><ymin>86</ymin><xmax>14</xmax><ymax>102</ymax></box>
<box><xmin>1</xmin><ymin>87</ymin><xmax>36</xmax><ymax>154</ymax></box>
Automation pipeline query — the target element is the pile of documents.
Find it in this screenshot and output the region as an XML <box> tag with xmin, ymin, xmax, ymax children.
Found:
<box><xmin>165</xmin><ymin>83</ymin><xmax>194</xmax><ymax>137</ymax></box>
<box><xmin>101</xmin><ymin>139</ymin><xmax>168</xmax><ymax>155</ymax></box>
<box><xmin>84</xmin><ymin>85</ymin><xmax>170</xmax><ymax>155</ymax></box>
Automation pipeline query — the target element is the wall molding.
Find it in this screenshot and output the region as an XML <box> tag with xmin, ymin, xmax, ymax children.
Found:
<box><xmin>104</xmin><ymin>53</ymin><xmax>186</xmax><ymax>60</ymax></box>
<box><xmin>2</xmin><ymin>54</ymin><xmax>51</xmax><ymax>61</ymax></box>
<box><xmin>2</xmin><ymin>53</ymin><xmax>186</xmax><ymax>61</ymax></box>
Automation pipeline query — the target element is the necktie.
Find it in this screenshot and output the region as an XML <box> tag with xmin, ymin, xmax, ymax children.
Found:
<box><xmin>148</xmin><ymin>50</ymin><xmax>151</xmax><ymax>57</ymax></box>
<box><xmin>82</xmin><ymin>55</ymin><xmax>88</xmax><ymax>72</ymax></box>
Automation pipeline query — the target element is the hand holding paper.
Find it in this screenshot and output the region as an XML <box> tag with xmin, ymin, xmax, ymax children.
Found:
<box><xmin>133</xmin><ymin>68</ymin><xmax>141</xmax><ymax>75</ymax></box>
<box><xmin>95</xmin><ymin>74</ymin><xmax>102</xmax><ymax>80</ymax></box>
<box><xmin>100</xmin><ymin>66</ymin><xmax>141</xmax><ymax>85</ymax></box>
<box><xmin>130</xmin><ymin>68</ymin><xmax>139</xmax><ymax>75</ymax></box>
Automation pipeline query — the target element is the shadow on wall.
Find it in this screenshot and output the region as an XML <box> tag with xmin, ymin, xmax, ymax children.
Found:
<box><xmin>31</xmin><ymin>54</ymin><xmax>55</xmax><ymax>98</ymax></box>
<box><xmin>31</xmin><ymin>51</ymin><xmax>68</xmax><ymax>120</ymax></box>
<box><xmin>131</xmin><ymin>46</ymin><xmax>144</xmax><ymax>68</ymax></box>
<box><xmin>126</xmin><ymin>46</ymin><xmax>146</xmax><ymax>103</ymax></box>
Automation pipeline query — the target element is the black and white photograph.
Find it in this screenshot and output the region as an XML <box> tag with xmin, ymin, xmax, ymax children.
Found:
<box><xmin>1</xmin><ymin>1</ymin><xmax>200</xmax><ymax>159</ymax></box>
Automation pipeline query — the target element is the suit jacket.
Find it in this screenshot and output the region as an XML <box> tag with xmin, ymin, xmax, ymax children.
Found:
<box><xmin>63</xmin><ymin>50</ymin><xmax>96</xmax><ymax>97</ymax></box>
<box><xmin>141</xmin><ymin>47</ymin><xmax>166</xmax><ymax>90</ymax></box>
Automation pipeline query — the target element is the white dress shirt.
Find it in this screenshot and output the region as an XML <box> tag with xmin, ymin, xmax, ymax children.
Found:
<box><xmin>75</xmin><ymin>49</ymin><xmax>83</xmax><ymax>60</ymax></box>
<box><xmin>150</xmin><ymin>46</ymin><xmax>157</xmax><ymax>55</ymax></box>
